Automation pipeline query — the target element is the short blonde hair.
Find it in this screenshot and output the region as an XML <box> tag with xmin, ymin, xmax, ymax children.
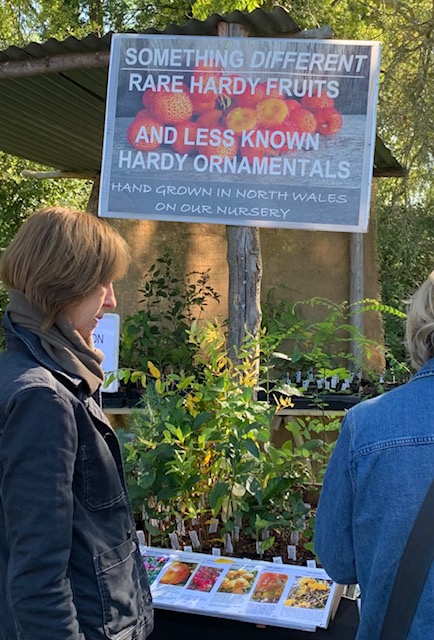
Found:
<box><xmin>405</xmin><ymin>271</ymin><xmax>434</xmax><ymax>370</ymax></box>
<box><xmin>0</xmin><ymin>207</ymin><xmax>130</xmax><ymax>328</ymax></box>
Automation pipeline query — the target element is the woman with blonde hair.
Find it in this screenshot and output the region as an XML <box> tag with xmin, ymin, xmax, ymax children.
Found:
<box><xmin>315</xmin><ymin>271</ymin><xmax>434</xmax><ymax>639</ymax></box>
<box><xmin>0</xmin><ymin>207</ymin><xmax>153</xmax><ymax>640</ymax></box>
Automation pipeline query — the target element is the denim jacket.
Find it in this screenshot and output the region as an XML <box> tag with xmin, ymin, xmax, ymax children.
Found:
<box><xmin>0</xmin><ymin>313</ymin><xmax>153</xmax><ymax>640</ymax></box>
<box><xmin>315</xmin><ymin>359</ymin><xmax>434</xmax><ymax>639</ymax></box>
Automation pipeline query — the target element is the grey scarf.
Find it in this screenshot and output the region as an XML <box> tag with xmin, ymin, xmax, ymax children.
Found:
<box><xmin>7</xmin><ymin>289</ymin><xmax>104</xmax><ymax>395</ymax></box>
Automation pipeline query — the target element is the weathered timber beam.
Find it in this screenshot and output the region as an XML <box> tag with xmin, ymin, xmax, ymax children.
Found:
<box><xmin>285</xmin><ymin>26</ymin><xmax>333</xmax><ymax>39</ymax></box>
<box><xmin>373</xmin><ymin>167</ymin><xmax>407</xmax><ymax>178</ymax></box>
<box><xmin>0</xmin><ymin>50</ymin><xmax>110</xmax><ymax>79</ymax></box>
<box><xmin>21</xmin><ymin>170</ymin><xmax>98</xmax><ymax>180</ymax></box>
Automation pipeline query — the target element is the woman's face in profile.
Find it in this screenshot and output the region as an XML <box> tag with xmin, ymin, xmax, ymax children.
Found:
<box><xmin>65</xmin><ymin>283</ymin><xmax>116</xmax><ymax>342</ymax></box>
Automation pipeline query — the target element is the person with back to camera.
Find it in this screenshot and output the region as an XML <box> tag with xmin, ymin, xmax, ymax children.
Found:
<box><xmin>0</xmin><ymin>207</ymin><xmax>154</xmax><ymax>640</ymax></box>
<box><xmin>315</xmin><ymin>271</ymin><xmax>434</xmax><ymax>639</ymax></box>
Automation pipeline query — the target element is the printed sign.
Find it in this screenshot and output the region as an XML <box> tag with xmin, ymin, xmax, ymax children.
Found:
<box><xmin>99</xmin><ymin>35</ymin><xmax>381</xmax><ymax>232</ymax></box>
<box><xmin>140</xmin><ymin>545</ymin><xmax>343</xmax><ymax>632</ymax></box>
<box><xmin>93</xmin><ymin>313</ymin><xmax>120</xmax><ymax>393</ymax></box>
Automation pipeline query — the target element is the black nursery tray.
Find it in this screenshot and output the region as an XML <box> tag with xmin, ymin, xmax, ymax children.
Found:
<box><xmin>258</xmin><ymin>390</ymin><xmax>362</xmax><ymax>411</ymax></box>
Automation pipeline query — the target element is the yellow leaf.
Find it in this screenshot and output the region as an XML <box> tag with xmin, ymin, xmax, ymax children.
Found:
<box><xmin>147</xmin><ymin>361</ymin><xmax>161</xmax><ymax>379</ymax></box>
<box><xmin>155</xmin><ymin>379</ymin><xmax>164</xmax><ymax>394</ymax></box>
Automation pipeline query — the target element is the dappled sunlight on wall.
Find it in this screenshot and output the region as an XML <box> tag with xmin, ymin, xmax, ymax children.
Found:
<box><xmin>184</xmin><ymin>223</ymin><xmax>228</xmax><ymax>322</ymax></box>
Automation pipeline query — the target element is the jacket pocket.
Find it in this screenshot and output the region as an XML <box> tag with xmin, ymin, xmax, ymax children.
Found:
<box><xmin>94</xmin><ymin>538</ymin><xmax>153</xmax><ymax>640</ymax></box>
<box><xmin>80</xmin><ymin>442</ymin><xmax>126</xmax><ymax>510</ymax></box>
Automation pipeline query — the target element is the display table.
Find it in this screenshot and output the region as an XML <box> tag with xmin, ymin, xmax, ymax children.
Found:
<box><xmin>151</xmin><ymin>598</ymin><xmax>359</xmax><ymax>640</ymax></box>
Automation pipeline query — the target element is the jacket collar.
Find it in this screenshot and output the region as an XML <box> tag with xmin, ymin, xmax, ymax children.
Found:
<box><xmin>410</xmin><ymin>357</ymin><xmax>434</xmax><ymax>381</ymax></box>
<box><xmin>2</xmin><ymin>311</ymin><xmax>87</xmax><ymax>395</ymax></box>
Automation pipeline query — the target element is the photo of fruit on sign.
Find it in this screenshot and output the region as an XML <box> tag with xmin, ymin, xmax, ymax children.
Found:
<box><xmin>159</xmin><ymin>560</ymin><xmax>198</xmax><ymax>586</ymax></box>
<box><xmin>250</xmin><ymin>572</ymin><xmax>289</xmax><ymax>604</ymax></box>
<box><xmin>126</xmin><ymin>64</ymin><xmax>343</xmax><ymax>164</ymax></box>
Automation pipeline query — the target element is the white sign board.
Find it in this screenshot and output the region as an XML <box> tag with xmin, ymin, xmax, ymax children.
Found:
<box><xmin>93</xmin><ymin>313</ymin><xmax>120</xmax><ymax>393</ymax></box>
<box><xmin>100</xmin><ymin>35</ymin><xmax>381</xmax><ymax>232</ymax></box>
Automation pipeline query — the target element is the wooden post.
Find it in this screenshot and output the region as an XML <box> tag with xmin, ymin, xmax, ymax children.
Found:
<box><xmin>350</xmin><ymin>233</ymin><xmax>364</xmax><ymax>371</ymax></box>
<box><xmin>217</xmin><ymin>22</ymin><xmax>263</xmax><ymax>370</ymax></box>
<box><xmin>86</xmin><ymin>177</ymin><xmax>100</xmax><ymax>214</ymax></box>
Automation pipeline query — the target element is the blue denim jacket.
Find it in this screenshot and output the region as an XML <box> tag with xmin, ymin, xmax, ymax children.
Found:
<box><xmin>315</xmin><ymin>359</ymin><xmax>434</xmax><ymax>639</ymax></box>
<box><xmin>0</xmin><ymin>313</ymin><xmax>153</xmax><ymax>640</ymax></box>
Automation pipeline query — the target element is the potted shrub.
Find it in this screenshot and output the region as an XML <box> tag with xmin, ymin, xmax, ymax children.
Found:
<box><xmin>118</xmin><ymin>321</ymin><xmax>317</xmax><ymax>563</ymax></box>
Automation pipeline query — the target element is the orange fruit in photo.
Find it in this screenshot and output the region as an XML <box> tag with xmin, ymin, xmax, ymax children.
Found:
<box><xmin>225</xmin><ymin>107</ymin><xmax>258</xmax><ymax>135</ymax></box>
<box><xmin>300</xmin><ymin>95</ymin><xmax>335</xmax><ymax>112</ymax></box>
<box><xmin>160</xmin><ymin>561</ymin><xmax>191</xmax><ymax>585</ymax></box>
<box><xmin>172</xmin><ymin>122</ymin><xmax>199</xmax><ymax>154</ymax></box>
<box><xmin>315</xmin><ymin>107</ymin><xmax>343</xmax><ymax>135</ymax></box>
<box><xmin>256</xmin><ymin>98</ymin><xmax>288</xmax><ymax>127</ymax></box>
<box><xmin>126</xmin><ymin>115</ymin><xmax>163</xmax><ymax>151</ymax></box>
<box><xmin>150</xmin><ymin>89</ymin><xmax>193</xmax><ymax>125</ymax></box>
<box><xmin>287</xmin><ymin>107</ymin><xmax>317</xmax><ymax>134</ymax></box>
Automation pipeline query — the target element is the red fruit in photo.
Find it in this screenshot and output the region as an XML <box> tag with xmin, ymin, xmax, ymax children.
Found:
<box><xmin>284</xmin><ymin>99</ymin><xmax>302</xmax><ymax>120</ymax></box>
<box><xmin>240</xmin><ymin>145</ymin><xmax>266</xmax><ymax>163</ymax></box>
<box><xmin>220</xmin><ymin>74</ymin><xmax>240</xmax><ymax>101</ymax></box>
<box><xmin>240</xmin><ymin>128</ymin><xmax>275</xmax><ymax>159</ymax></box>
<box><xmin>193</xmin><ymin>62</ymin><xmax>222</xmax><ymax>82</ymax></box>
<box><xmin>287</xmin><ymin>108</ymin><xmax>317</xmax><ymax>134</ymax></box>
<box><xmin>172</xmin><ymin>122</ymin><xmax>199</xmax><ymax>154</ymax></box>
<box><xmin>202</xmin><ymin>133</ymin><xmax>239</xmax><ymax>160</ymax></box>
<box><xmin>196</xmin><ymin>109</ymin><xmax>225</xmax><ymax>128</ymax></box>
<box><xmin>192</xmin><ymin>62</ymin><xmax>222</xmax><ymax>96</ymax></box>
<box><xmin>262</xmin><ymin>128</ymin><xmax>281</xmax><ymax>156</ymax></box>
<box><xmin>126</xmin><ymin>115</ymin><xmax>163</xmax><ymax>151</ymax></box>
<box><xmin>150</xmin><ymin>89</ymin><xmax>193</xmax><ymax>124</ymax></box>
<box><xmin>315</xmin><ymin>107</ymin><xmax>343</xmax><ymax>135</ymax></box>
<box><xmin>234</xmin><ymin>83</ymin><xmax>266</xmax><ymax>108</ymax></box>
<box><xmin>142</xmin><ymin>89</ymin><xmax>156</xmax><ymax>111</ymax></box>
<box><xmin>300</xmin><ymin>95</ymin><xmax>335</xmax><ymax>112</ymax></box>
<box><xmin>280</xmin><ymin>120</ymin><xmax>303</xmax><ymax>153</ymax></box>
<box><xmin>190</xmin><ymin>92</ymin><xmax>217</xmax><ymax>115</ymax></box>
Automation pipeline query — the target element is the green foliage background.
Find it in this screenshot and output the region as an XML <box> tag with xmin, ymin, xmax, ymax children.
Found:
<box><xmin>0</xmin><ymin>153</ymin><xmax>91</xmax><ymax>344</ymax></box>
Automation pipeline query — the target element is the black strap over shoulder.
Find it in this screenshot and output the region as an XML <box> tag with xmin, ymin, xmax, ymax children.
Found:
<box><xmin>380</xmin><ymin>478</ymin><xmax>434</xmax><ymax>639</ymax></box>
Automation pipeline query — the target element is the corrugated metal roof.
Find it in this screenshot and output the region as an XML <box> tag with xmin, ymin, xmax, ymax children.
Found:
<box><xmin>0</xmin><ymin>8</ymin><xmax>405</xmax><ymax>176</ymax></box>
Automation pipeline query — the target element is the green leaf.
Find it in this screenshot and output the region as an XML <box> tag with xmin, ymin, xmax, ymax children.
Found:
<box><xmin>259</xmin><ymin>536</ymin><xmax>275</xmax><ymax>552</ymax></box>
<box><xmin>154</xmin><ymin>443</ymin><xmax>174</xmax><ymax>459</ymax></box>
<box><xmin>157</xmin><ymin>486</ymin><xmax>179</xmax><ymax>501</ymax></box>
<box><xmin>209</xmin><ymin>482</ymin><xmax>229</xmax><ymax>510</ymax></box>
<box><xmin>144</xmin><ymin>521</ymin><xmax>161</xmax><ymax>536</ymax></box>
<box><xmin>192</xmin><ymin>411</ymin><xmax>213</xmax><ymax>430</ymax></box>
<box><xmin>244</xmin><ymin>439</ymin><xmax>260</xmax><ymax>458</ymax></box>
